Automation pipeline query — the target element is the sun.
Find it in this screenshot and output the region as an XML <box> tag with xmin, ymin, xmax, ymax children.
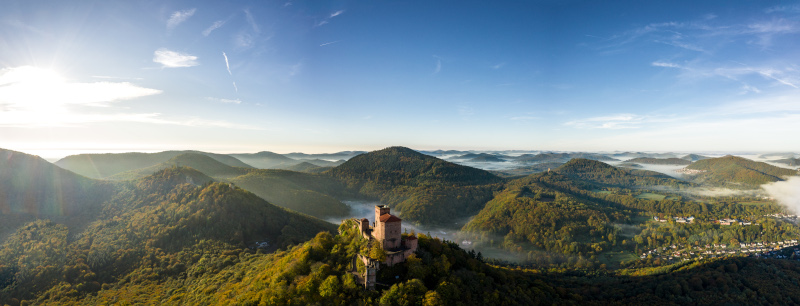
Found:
<box><xmin>0</xmin><ymin>66</ymin><xmax>69</xmax><ymax>109</ymax></box>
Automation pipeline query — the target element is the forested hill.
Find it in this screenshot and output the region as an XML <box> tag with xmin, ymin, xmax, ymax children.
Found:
<box><xmin>325</xmin><ymin>147</ymin><xmax>504</xmax><ymax>225</ymax></box>
<box><xmin>773</xmin><ymin>157</ymin><xmax>800</xmax><ymax>167</ymax></box>
<box><xmin>107</xmin><ymin>153</ymin><xmax>250</xmax><ymax>180</ymax></box>
<box><xmin>555</xmin><ymin>158</ymin><xmax>688</xmax><ymax>187</ymax></box>
<box><xmin>625</xmin><ymin>157</ymin><xmax>691</xmax><ymax>165</ymax></box>
<box><xmin>229</xmin><ymin>151</ymin><xmax>298</xmax><ymax>169</ymax></box>
<box><xmin>327</xmin><ymin>146</ymin><xmax>502</xmax><ymax>189</ymax></box>
<box><xmin>0</xmin><ymin>167</ymin><xmax>336</xmax><ymax>303</ymax></box>
<box><xmin>54</xmin><ymin>150</ymin><xmax>253</xmax><ymax>179</ymax></box>
<box><xmin>0</xmin><ymin>148</ymin><xmax>113</xmax><ymax>217</ymax></box>
<box><xmin>686</xmin><ymin>155</ymin><xmax>797</xmax><ymax>188</ymax></box>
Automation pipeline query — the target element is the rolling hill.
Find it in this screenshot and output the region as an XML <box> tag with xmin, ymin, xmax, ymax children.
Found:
<box><xmin>326</xmin><ymin>146</ymin><xmax>504</xmax><ymax>225</ymax></box>
<box><xmin>555</xmin><ymin>158</ymin><xmax>688</xmax><ymax>187</ymax></box>
<box><xmin>229</xmin><ymin>151</ymin><xmax>299</xmax><ymax>169</ymax></box>
<box><xmin>515</xmin><ymin>152</ymin><xmax>617</xmax><ymax>163</ymax></box>
<box><xmin>686</xmin><ymin>155</ymin><xmax>797</xmax><ymax>188</ymax></box>
<box><xmin>681</xmin><ymin>154</ymin><xmax>711</xmax><ymax>162</ymax></box>
<box><xmin>230</xmin><ymin>169</ymin><xmax>351</xmax><ymax>219</ymax></box>
<box><xmin>772</xmin><ymin>157</ymin><xmax>800</xmax><ymax>167</ymax></box>
<box><xmin>54</xmin><ymin>150</ymin><xmax>253</xmax><ymax>179</ymax></box>
<box><xmin>624</xmin><ymin>157</ymin><xmax>691</xmax><ymax>165</ymax></box>
<box><xmin>107</xmin><ymin>153</ymin><xmax>250</xmax><ymax>180</ymax></box>
<box><xmin>0</xmin><ymin>166</ymin><xmax>336</xmax><ymax>303</ymax></box>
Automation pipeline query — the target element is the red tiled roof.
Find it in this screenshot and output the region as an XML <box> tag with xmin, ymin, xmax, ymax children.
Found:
<box><xmin>405</xmin><ymin>236</ymin><xmax>417</xmax><ymax>240</ymax></box>
<box><xmin>379</xmin><ymin>214</ymin><xmax>402</xmax><ymax>223</ymax></box>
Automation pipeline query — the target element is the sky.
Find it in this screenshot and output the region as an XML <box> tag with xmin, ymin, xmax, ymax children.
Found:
<box><xmin>1</xmin><ymin>0</ymin><xmax>800</xmax><ymax>159</ymax></box>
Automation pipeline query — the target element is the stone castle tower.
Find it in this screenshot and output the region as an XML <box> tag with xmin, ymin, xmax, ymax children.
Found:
<box><xmin>374</xmin><ymin>205</ymin><xmax>402</xmax><ymax>249</ymax></box>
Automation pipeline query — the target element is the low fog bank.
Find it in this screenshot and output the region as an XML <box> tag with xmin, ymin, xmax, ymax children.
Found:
<box><xmin>762</xmin><ymin>177</ymin><xmax>800</xmax><ymax>215</ymax></box>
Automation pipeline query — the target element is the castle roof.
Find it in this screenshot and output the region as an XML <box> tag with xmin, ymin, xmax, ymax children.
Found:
<box><xmin>405</xmin><ymin>236</ymin><xmax>417</xmax><ymax>240</ymax></box>
<box><xmin>379</xmin><ymin>214</ymin><xmax>402</xmax><ymax>223</ymax></box>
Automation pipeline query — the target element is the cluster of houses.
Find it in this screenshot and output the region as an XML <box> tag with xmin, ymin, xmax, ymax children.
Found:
<box><xmin>674</xmin><ymin>168</ymin><xmax>707</xmax><ymax>175</ymax></box>
<box><xmin>767</xmin><ymin>213</ymin><xmax>798</xmax><ymax>219</ymax></box>
<box><xmin>640</xmin><ymin>240</ymin><xmax>800</xmax><ymax>261</ymax></box>
<box><xmin>653</xmin><ymin>216</ymin><xmax>695</xmax><ymax>223</ymax></box>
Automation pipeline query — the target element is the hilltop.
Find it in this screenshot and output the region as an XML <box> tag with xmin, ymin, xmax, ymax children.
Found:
<box><xmin>555</xmin><ymin>158</ymin><xmax>687</xmax><ymax>187</ymax></box>
<box><xmin>230</xmin><ymin>169</ymin><xmax>351</xmax><ymax>219</ymax></box>
<box><xmin>54</xmin><ymin>150</ymin><xmax>253</xmax><ymax>179</ymax></box>
<box><xmin>107</xmin><ymin>153</ymin><xmax>250</xmax><ymax>180</ymax></box>
<box><xmin>326</xmin><ymin>146</ymin><xmax>503</xmax><ymax>225</ymax></box>
<box><xmin>515</xmin><ymin>152</ymin><xmax>617</xmax><ymax>163</ymax></box>
<box><xmin>686</xmin><ymin>155</ymin><xmax>797</xmax><ymax>188</ymax></box>
<box><xmin>0</xmin><ymin>166</ymin><xmax>336</xmax><ymax>303</ymax></box>
<box><xmin>229</xmin><ymin>151</ymin><xmax>298</xmax><ymax>169</ymax></box>
<box><xmin>681</xmin><ymin>154</ymin><xmax>711</xmax><ymax>161</ymax></box>
<box><xmin>772</xmin><ymin>157</ymin><xmax>800</xmax><ymax>167</ymax></box>
<box><xmin>625</xmin><ymin>157</ymin><xmax>691</xmax><ymax>165</ymax></box>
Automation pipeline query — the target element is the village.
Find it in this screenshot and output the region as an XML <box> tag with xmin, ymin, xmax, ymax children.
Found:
<box><xmin>641</xmin><ymin>239</ymin><xmax>800</xmax><ymax>262</ymax></box>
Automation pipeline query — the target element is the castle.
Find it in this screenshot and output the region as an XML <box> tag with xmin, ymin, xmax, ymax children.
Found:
<box><xmin>357</xmin><ymin>205</ymin><xmax>418</xmax><ymax>265</ymax></box>
<box><xmin>352</xmin><ymin>205</ymin><xmax>418</xmax><ymax>289</ymax></box>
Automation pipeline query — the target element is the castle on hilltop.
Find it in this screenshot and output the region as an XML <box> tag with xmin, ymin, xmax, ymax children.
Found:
<box><xmin>358</xmin><ymin>205</ymin><xmax>418</xmax><ymax>265</ymax></box>
<box><xmin>352</xmin><ymin>205</ymin><xmax>418</xmax><ymax>289</ymax></box>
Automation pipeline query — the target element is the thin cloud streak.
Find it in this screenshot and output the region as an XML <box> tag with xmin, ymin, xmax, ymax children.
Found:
<box><xmin>153</xmin><ymin>49</ymin><xmax>198</xmax><ymax>68</ymax></box>
<box><xmin>222</xmin><ymin>52</ymin><xmax>232</xmax><ymax>75</ymax></box>
<box><xmin>244</xmin><ymin>9</ymin><xmax>260</xmax><ymax>33</ymax></box>
<box><xmin>167</xmin><ymin>8</ymin><xmax>196</xmax><ymax>30</ymax></box>
<box><xmin>202</xmin><ymin>20</ymin><xmax>226</xmax><ymax>36</ymax></box>
<box><xmin>320</xmin><ymin>40</ymin><xmax>341</xmax><ymax>47</ymax></box>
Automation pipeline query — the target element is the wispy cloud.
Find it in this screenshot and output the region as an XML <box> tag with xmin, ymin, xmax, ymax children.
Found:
<box><xmin>510</xmin><ymin>116</ymin><xmax>538</xmax><ymax>121</ymax></box>
<box><xmin>765</xmin><ymin>5</ymin><xmax>800</xmax><ymax>14</ymax></box>
<box><xmin>651</xmin><ymin>61</ymin><xmax>683</xmax><ymax>68</ymax></box>
<box><xmin>316</xmin><ymin>9</ymin><xmax>346</xmax><ymax>26</ymax></box>
<box><xmin>153</xmin><ymin>49</ymin><xmax>198</xmax><ymax>68</ymax></box>
<box><xmin>202</xmin><ymin>20</ymin><xmax>226</xmax><ymax>36</ymax></box>
<box><xmin>433</xmin><ymin>56</ymin><xmax>442</xmax><ymax>74</ymax></box>
<box><xmin>222</xmin><ymin>52</ymin><xmax>232</xmax><ymax>75</ymax></box>
<box><xmin>289</xmin><ymin>62</ymin><xmax>303</xmax><ymax>77</ymax></box>
<box><xmin>244</xmin><ymin>9</ymin><xmax>260</xmax><ymax>33</ymax></box>
<box><xmin>565</xmin><ymin>114</ymin><xmax>656</xmax><ymax>129</ymax></box>
<box><xmin>320</xmin><ymin>40</ymin><xmax>341</xmax><ymax>47</ymax></box>
<box><xmin>491</xmin><ymin>62</ymin><xmax>506</xmax><ymax>70</ymax></box>
<box><xmin>167</xmin><ymin>8</ymin><xmax>196</xmax><ymax>31</ymax></box>
<box><xmin>207</xmin><ymin>97</ymin><xmax>241</xmax><ymax>104</ymax></box>
<box><xmin>330</xmin><ymin>10</ymin><xmax>345</xmax><ymax>18</ymax></box>
<box><xmin>234</xmin><ymin>33</ymin><xmax>254</xmax><ymax>48</ymax></box>
<box><xmin>232</xmin><ymin>82</ymin><xmax>238</xmax><ymax>93</ymax></box>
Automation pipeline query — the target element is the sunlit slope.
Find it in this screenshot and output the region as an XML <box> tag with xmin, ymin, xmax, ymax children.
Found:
<box><xmin>686</xmin><ymin>155</ymin><xmax>797</xmax><ymax>188</ymax></box>
<box><xmin>230</xmin><ymin>169</ymin><xmax>351</xmax><ymax>219</ymax></box>
<box><xmin>555</xmin><ymin>158</ymin><xmax>689</xmax><ymax>187</ymax></box>
<box><xmin>464</xmin><ymin>161</ymin><xmax>693</xmax><ymax>262</ymax></box>
<box><xmin>326</xmin><ymin>146</ymin><xmax>504</xmax><ymax>225</ymax></box>
<box><xmin>54</xmin><ymin>150</ymin><xmax>253</xmax><ymax>179</ymax></box>
<box><xmin>107</xmin><ymin>153</ymin><xmax>250</xmax><ymax>180</ymax></box>
<box><xmin>0</xmin><ymin>167</ymin><xmax>336</xmax><ymax>303</ymax></box>
<box><xmin>0</xmin><ymin>148</ymin><xmax>113</xmax><ymax>217</ymax></box>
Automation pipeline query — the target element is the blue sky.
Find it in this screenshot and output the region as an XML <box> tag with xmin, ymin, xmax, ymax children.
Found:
<box><xmin>1</xmin><ymin>0</ymin><xmax>799</xmax><ymax>158</ymax></box>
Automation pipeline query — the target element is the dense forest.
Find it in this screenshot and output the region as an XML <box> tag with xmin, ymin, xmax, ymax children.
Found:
<box><xmin>687</xmin><ymin>155</ymin><xmax>797</xmax><ymax>188</ymax></box>
<box><xmin>624</xmin><ymin>157</ymin><xmax>691</xmax><ymax>165</ymax></box>
<box><xmin>2</xmin><ymin>146</ymin><xmax>800</xmax><ymax>304</ymax></box>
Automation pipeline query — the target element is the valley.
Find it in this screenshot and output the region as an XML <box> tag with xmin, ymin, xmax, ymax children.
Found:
<box><xmin>2</xmin><ymin>146</ymin><xmax>800</xmax><ymax>304</ymax></box>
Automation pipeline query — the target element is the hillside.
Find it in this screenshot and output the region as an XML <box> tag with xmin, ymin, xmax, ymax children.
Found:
<box><xmin>326</xmin><ymin>146</ymin><xmax>504</xmax><ymax>225</ymax></box>
<box><xmin>285</xmin><ymin>151</ymin><xmax>365</xmax><ymax>160</ymax></box>
<box><xmin>681</xmin><ymin>154</ymin><xmax>711</xmax><ymax>161</ymax></box>
<box><xmin>107</xmin><ymin>153</ymin><xmax>250</xmax><ymax>180</ymax></box>
<box><xmin>515</xmin><ymin>152</ymin><xmax>617</xmax><ymax>163</ymax></box>
<box><xmin>772</xmin><ymin>157</ymin><xmax>800</xmax><ymax>167</ymax></box>
<box><xmin>468</xmin><ymin>153</ymin><xmax>507</xmax><ymax>162</ymax></box>
<box><xmin>55</xmin><ymin>150</ymin><xmax>253</xmax><ymax>179</ymax></box>
<box><xmin>555</xmin><ymin>158</ymin><xmax>688</xmax><ymax>187</ymax></box>
<box><xmin>0</xmin><ymin>149</ymin><xmax>115</xmax><ymax>242</ymax></box>
<box><xmin>229</xmin><ymin>151</ymin><xmax>299</xmax><ymax>169</ymax></box>
<box><xmin>231</xmin><ymin>169</ymin><xmax>351</xmax><ymax>219</ymax></box>
<box><xmin>625</xmin><ymin>157</ymin><xmax>691</xmax><ymax>165</ymax></box>
<box><xmin>0</xmin><ymin>167</ymin><xmax>336</xmax><ymax>303</ymax></box>
<box><xmin>686</xmin><ymin>155</ymin><xmax>797</xmax><ymax>188</ymax></box>
<box><xmin>284</xmin><ymin>161</ymin><xmax>325</xmax><ymax>172</ymax></box>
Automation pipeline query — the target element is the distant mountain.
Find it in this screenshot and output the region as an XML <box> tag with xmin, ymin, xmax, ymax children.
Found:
<box><xmin>624</xmin><ymin>157</ymin><xmax>691</xmax><ymax>165</ymax></box>
<box><xmin>515</xmin><ymin>152</ymin><xmax>617</xmax><ymax>163</ymax></box>
<box><xmin>55</xmin><ymin>150</ymin><xmax>253</xmax><ymax>179</ymax></box>
<box><xmin>283</xmin><ymin>161</ymin><xmax>325</xmax><ymax>172</ymax></box>
<box><xmin>284</xmin><ymin>151</ymin><xmax>365</xmax><ymax>161</ymax></box>
<box><xmin>617</xmin><ymin>162</ymin><xmax>643</xmax><ymax>168</ymax></box>
<box><xmin>771</xmin><ymin>158</ymin><xmax>800</xmax><ymax>167</ymax></box>
<box><xmin>759</xmin><ymin>152</ymin><xmax>797</xmax><ymax>159</ymax></box>
<box><xmin>555</xmin><ymin>158</ymin><xmax>688</xmax><ymax>187</ymax></box>
<box><xmin>0</xmin><ymin>148</ymin><xmax>113</xmax><ymax>217</ymax></box>
<box><xmin>327</xmin><ymin>146</ymin><xmax>503</xmax><ymax>225</ymax></box>
<box><xmin>686</xmin><ymin>155</ymin><xmax>797</xmax><ymax>188</ymax></box>
<box><xmin>298</xmin><ymin>159</ymin><xmax>346</xmax><ymax>168</ymax></box>
<box><xmin>420</xmin><ymin>149</ymin><xmax>470</xmax><ymax>156</ymax></box>
<box><xmin>490</xmin><ymin>162</ymin><xmax>565</xmax><ymax>178</ymax></box>
<box><xmin>468</xmin><ymin>154</ymin><xmax>507</xmax><ymax>162</ymax></box>
<box><xmin>681</xmin><ymin>154</ymin><xmax>711</xmax><ymax>162</ymax></box>
<box><xmin>231</xmin><ymin>169</ymin><xmax>351</xmax><ymax>219</ymax></box>
<box><xmin>108</xmin><ymin>153</ymin><xmax>250</xmax><ymax>180</ymax></box>
<box><xmin>610</xmin><ymin>152</ymin><xmax>678</xmax><ymax>159</ymax></box>
<box><xmin>229</xmin><ymin>151</ymin><xmax>298</xmax><ymax>169</ymax></box>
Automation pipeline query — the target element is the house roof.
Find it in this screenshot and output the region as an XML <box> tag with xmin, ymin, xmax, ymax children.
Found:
<box><xmin>379</xmin><ymin>214</ymin><xmax>402</xmax><ymax>223</ymax></box>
